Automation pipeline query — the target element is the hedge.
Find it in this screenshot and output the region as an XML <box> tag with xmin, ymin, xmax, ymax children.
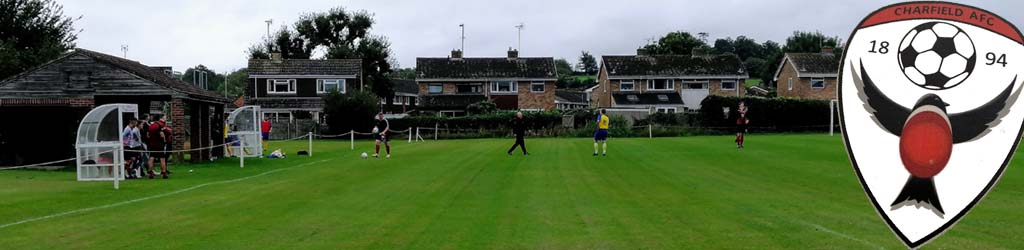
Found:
<box><xmin>699</xmin><ymin>95</ymin><xmax>835</xmax><ymax>132</ymax></box>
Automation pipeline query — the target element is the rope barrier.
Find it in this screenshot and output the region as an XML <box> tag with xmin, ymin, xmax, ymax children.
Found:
<box><xmin>125</xmin><ymin>141</ymin><xmax>236</xmax><ymax>154</ymax></box>
<box><xmin>0</xmin><ymin>149</ymin><xmax>116</xmax><ymax>171</ymax></box>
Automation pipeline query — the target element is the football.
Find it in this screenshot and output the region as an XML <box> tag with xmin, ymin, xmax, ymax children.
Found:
<box><xmin>360</xmin><ymin>152</ymin><xmax>368</xmax><ymax>159</ymax></box>
<box><xmin>898</xmin><ymin>21</ymin><xmax>977</xmax><ymax>90</ymax></box>
<box><xmin>372</xmin><ymin>126</ymin><xmax>379</xmax><ymax>134</ymax></box>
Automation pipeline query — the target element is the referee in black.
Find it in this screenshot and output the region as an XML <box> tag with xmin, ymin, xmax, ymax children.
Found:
<box><xmin>507</xmin><ymin>111</ymin><xmax>528</xmax><ymax>156</ymax></box>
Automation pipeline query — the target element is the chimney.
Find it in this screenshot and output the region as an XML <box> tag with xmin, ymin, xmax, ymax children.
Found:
<box><xmin>507</xmin><ymin>48</ymin><xmax>519</xmax><ymax>59</ymax></box>
<box><xmin>821</xmin><ymin>47</ymin><xmax>834</xmax><ymax>54</ymax></box>
<box><xmin>636</xmin><ymin>48</ymin><xmax>648</xmax><ymax>56</ymax></box>
<box><xmin>270</xmin><ymin>52</ymin><xmax>283</xmax><ymax>62</ymax></box>
<box><xmin>451</xmin><ymin>49</ymin><xmax>463</xmax><ymax>60</ymax></box>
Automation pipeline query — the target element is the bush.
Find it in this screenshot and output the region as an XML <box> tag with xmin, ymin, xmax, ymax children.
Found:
<box><xmin>323</xmin><ymin>90</ymin><xmax>379</xmax><ymax>134</ymax></box>
<box><xmin>699</xmin><ymin>95</ymin><xmax>833</xmax><ymax>132</ymax></box>
<box><xmin>466</xmin><ymin>101</ymin><xmax>498</xmax><ymax>115</ymax></box>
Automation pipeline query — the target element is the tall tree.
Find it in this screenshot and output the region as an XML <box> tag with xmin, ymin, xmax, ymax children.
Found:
<box><xmin>577</xmin><ymin>51</ymin><xmax>598</xmax><ymax>75</ymax></box>
<box><xmin>389</xmin><ymin>67</ymin><xmax>416</xmax><ymax>80</ymax></box>
<box><xmin>181</xmin><ymin>65</ymin><xmax>225</xmax><ymax>91</ymax></box>
<box><xmin>731</xmin><ymin>36</ymin><xmax>763</xmax><ymax>60</ymax></box>
<box><xmin>554</xmin><ymin>58</ymin><xmax>574</xmax><ymax>89</ymax></box>
<box><xmin>782</xmin><ymin>31</ymin><xmax>841</xmax><ymax>54</ymax></box>
<box><xmin>713</xmin><ymin>37</ymin><xmax>734</xmax><ymax>55</ymax></box>
<box><xmin>218</xmin><ymin>68</ymin><xmax>247</xmax><ymax>97</ymax></box>
<box><xmin>641</xmin><ymin>31</ymin><xmax>709</xmax><ymax>55</ymax></box>
<box><xmin>0</xmin><ymin>0</ymin><xmax>78</xmax><ymax>80</ymax></box>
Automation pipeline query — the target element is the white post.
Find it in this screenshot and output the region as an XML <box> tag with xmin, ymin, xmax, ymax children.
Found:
<box><xmin>239</xmin><ymin>140</ymin><xmax>245</xmax><ymax>168</ymax></box>
<box><xmin>408</xmin><ymin>129</ymin><xmax>412</xmax><ymax>143</ymax></box>
<box><xmin>830</xmin><ymin>100</ymin><xmax>835</xmax><ymax>136</ymax></box>
<box><xmin>350</xmin><ymin>130</ymin><xmax>355</xmax><ymax>150</ymax></box>
<box><xmin>434</xmin><ymin>123</ymin><xmax>439</xmax><ymax>140</ymax></box>
<box><xmin>648</xmin><ymin>124</ymin><xmax>653</xmax><ymax>138</ymax></box>
<box><xmin>308</xmin><ymin>132</ymin><xmax>313</xmax><ymax>157</ymax></box>
<box><xmin>114</xmin><ymin>149</ymin><xmax>120</xmax><ymax>190</ymax></box>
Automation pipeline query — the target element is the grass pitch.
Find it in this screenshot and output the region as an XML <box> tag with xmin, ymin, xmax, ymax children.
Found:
<box><xmin>1</xmin><ymin>134</ymin><xmax>1022</xmax><ymax>249</ymax></box>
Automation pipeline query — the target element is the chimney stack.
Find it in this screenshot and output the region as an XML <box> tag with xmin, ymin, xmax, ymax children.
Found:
<box><xmin>451</xmin><ymin>49</ymin><xmax>463</xmax><ymax>60</ymax></box>
<box><xmin>270</xmin><ymin>52</ymin><xmax>283</xmax><ymax>62</ymax></box>
<box><xmin>821</xmin><ymin>47</ymin><xmax>834</xmax><ymax>54</ymax></box>
<box><xmin>636</xmin><ymin>48</ymin><xmax>648</xmax><ymax>56</ymax></box>
<box><xmin>507</xmin><ymin>48</ymin><xmax>519</xmax><ymax>59</ymax></box>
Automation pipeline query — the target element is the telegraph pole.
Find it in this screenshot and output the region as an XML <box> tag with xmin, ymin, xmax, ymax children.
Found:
<box><xmin>459</xmin><ymin>23</ymin><xmax>465</xmax><ymax>52</ymax></box>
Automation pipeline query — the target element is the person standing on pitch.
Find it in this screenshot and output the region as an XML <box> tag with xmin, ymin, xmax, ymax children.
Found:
<box><xmin>594</xmin><ymin>109</ymin><xmax>610</xmax><ymax>156</ymax></box>
<box><xmin>736</xmin><ymin>101</ymin><xmax>750</xmax><ymax>149</ymax></box>
<box><xmin>507</xmin><ymin>111</ymin><xmax>529</xmax><ymax>156</ymax></box>
<box><xmin>260</xmin><ymin>116</ymin><xmax>272</xmax><ymax>155</ymax></box>
<box><xmin>373</xmin><ymin>112</ymin><xmax>391</xmax><ymax>159</ymax></box>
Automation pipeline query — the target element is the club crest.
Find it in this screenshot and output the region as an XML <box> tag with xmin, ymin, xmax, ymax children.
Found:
<box><xmin>839</xmin><ymin>1</ymin><xmax>1024</xmax><ymax>248</ymax></box>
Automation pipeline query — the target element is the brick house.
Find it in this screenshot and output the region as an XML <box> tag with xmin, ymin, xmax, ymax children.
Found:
<box><xmin>416</xmin><ymin>50</ymin><xmax>557</xmax><ymax>116</ymax></box>
<box><xmin>591</xmin><ymin>51</ymin><xmax>748</xmax><ymax>112</ymax></box>
<box><xmin>554</xmin><ymin>89</ymin><xmax>588</xmax><ymax>110</ymax></box>
<box><xmin>772</xmin><ymin>51</ymin><xmax>839</xmax><ymax>100</ymax></box>
<box><xmin>0</xmin><ymin>49</ymin><xmax>230</xmax><ymax>165</ymax></box>
<box><xmin>246</xmin><ymin>53</ymin><xmax>362</xmax><ymax>122</ymax></box>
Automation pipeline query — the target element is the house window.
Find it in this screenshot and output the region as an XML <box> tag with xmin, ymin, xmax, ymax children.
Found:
<box><xmin>647</xmin><ymin>79</ymin><xmax>674</xmax><ymax>91</ymax></box>
<box><xmin>811</xmin><ymin>78</ymin><xmax>826</xmax><ymax>89</ymax></box>
<box><xmin>787</xmin><ymin>78</ymin><xmax>793</xmax><ymax>91</ymax></box>
<box><xmin>656</xmin><ymin>107</ymin><xmax>677</xmax><ymax>113</ymax></box>
<box><xmin>317</xmin><ymin>79</ymin><xmax>345</xmax><ymax>94</ymax></box>
<box><xmin>531</xmin><ymin>82</ymin><xmax>545</xmax><ymax>93</ymax></box>
<box><xmin>721</xmin><ymin>80</ymin><xmax>737</xmax><ymax>90</ymax></box>
<box><xmin>619</xmin><ymin>80</ymin><xmax>635</xmax><ymax>91</ymax></box>
<box><xmin>428</xmin><ymin>84</ymin><xmax>443</xmax><ymax>94</ymax></box>
<box><xmin>491</xmin><ymin>81</ymin><xmax>517</xmax><ymax>93</ymax></box>
<box><xmin>267</xmin><ymin>79</ymin><xmax>296</xmax><ymax>94</ymax></box>
<box><xmin>457</xmin><ymin>83</ymin><xmax>483</xmax><ymax>94</ymax></box>
<box><xmin>682</xmin><ymin>79</ymin><xmax>708</xmax><ymax>89</ymax></box>
<box><xmin>263</xmin><ymin>112</ymin><xmax>292</xmax><ymax>122</ymax></box>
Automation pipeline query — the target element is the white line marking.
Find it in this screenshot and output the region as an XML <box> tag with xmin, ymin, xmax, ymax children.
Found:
<box><xmin>0</xmin><ymin>159</ymin><xmax>330</xmax><ymax>230</ymax></box>
<box><xmin>799</xmin><ymin>220</ymin><xmax>886</xmax><ymax>249</ymax></box>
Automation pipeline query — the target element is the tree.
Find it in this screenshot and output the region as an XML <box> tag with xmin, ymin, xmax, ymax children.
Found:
<box><xmin>322</xmin><ymin>90</ymin><xmax>378</xmax><ymax>134</ymax></box>
<box><xmin>782</xmin><ymin>31</ymin><xmax>841</xmax><ymax>54</ymax></box>
<box><xmin>713</xmin><ymin>38</ymin><xmax>734</xmax><ymax>54</ymax></box>
<box><xmin>577</xmin><ymin>51</ymin><xmax>598</xmax><ymax>75</ymax></box>
<box><xmin>641</xmin><ymin>31</ymin><xmax>709</xmax><ymax>55</ymax></box>
<box><xmin>218</xmin><ymin>68</ymin><xmax>248</xmax><ymax>97</ymax></box>
<box><xmin>181</xmin><ymin>65</ymin><xmax>225</xmax><ymax>91</ymax></box>
<box><xmin>759</xmin><ymin>40</ymin><xmax>784</xmax><ymax>86</ymax></box>
<box><xmin>0</xmin><ymin>0</ymin><xmax>78</xmax><ymax>80</ymax></box>
<box><xmin>389</xmin><ymin>67</ymin><xmax>415</xmax><ymax>80</ymax></box>
<box><xmin>554</xmin><ymin>59</ymin><xmax>575</xmax><ymax>89</ymax></box>
<box><xmin>732</xmin><ymin>36</ymin><xmax>763</xmax><ymax>60</ymax></box>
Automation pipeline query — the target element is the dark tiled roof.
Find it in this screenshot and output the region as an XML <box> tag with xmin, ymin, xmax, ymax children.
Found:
<box><xmin>249</xmin><ymin>58</ymin><xmax>361</xmax><ymax>76</ymax></box>
<box><xmin>416</xmin><ymin>57</ymin><xmax>557</xmax><ymax>79</ymax></box>
<box><xmin>247</xmin><ymin>98</ymin><xmax>323</xmax><ymax>110</ymax></box>
<box><xmin>393</xmin><ymin>79</ymin><xmax>418</xmax><ymax>95</ymax></box>
<box><xmin>77</xmin><ymin>49</ymin><xmax>230</xmax><ymax>103</ymax></box>
<box><xmin>602</xmin><ymin>54</ymin><xmax>746</xmax><ymax>77</ymax></box>
<box><xmin>555</xmin><ymin>90</ymin><xmax>586</xmax><ymax>103</ymax></box>
<box><xmin>786</xmin><ymin>53</ymin><xmax>839</xmax><ymax>75</ymax></box>
<box><xmin>418</xmin><ymin>95</ymin><xmax>488</xmax><ymax>110</ymax></box>
<box><xmin>612</xmin><ymin>93</ymin><xmax>683</xmax><ymax>105</ymax></box>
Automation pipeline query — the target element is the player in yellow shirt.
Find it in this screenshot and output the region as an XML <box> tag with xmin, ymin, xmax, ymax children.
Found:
<box><xmin>594</xmin><ymin>109</ymin><xmax>610</xmax><ymax>156</ymax></box>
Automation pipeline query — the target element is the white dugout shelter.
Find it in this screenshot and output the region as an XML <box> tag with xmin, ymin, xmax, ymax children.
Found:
<box><xmin>75</xmin><ymin>103</ymin><xmax>137</xmax><ymax>186</ymax></box>
<box><xmin>227</xmin><ymin>105</ymin><xmax>263</xmax><ymax>157</ymax></box>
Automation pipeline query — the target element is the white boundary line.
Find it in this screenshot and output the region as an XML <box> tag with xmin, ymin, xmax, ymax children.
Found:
<box><xmin>0</xmin><ymin>159</ymin><xmax>330</xmax><ymax>230</ymax></box>
<box><xmin>798</xmin><ymin>220</ymin><xmax>886</xmax><ymax>249</ymax></box>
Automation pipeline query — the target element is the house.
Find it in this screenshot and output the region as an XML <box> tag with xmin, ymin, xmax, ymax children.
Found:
<box><xmin>381</xmin><ymin>79</ymin><xmax>418</xmax><ymax>116</ymax></box>
<box><xmin>772</xmin><ymin>50</ymin><xmax>839</xmax><ymax>100</ymax></box>
<box><xmin>554</xmin><ymin>89</ymin><xmax>589</xmax><ymax>110</ymax></box>
<box><xmin>246</xmin><ymin>53</ymin><xmax>362</xmax><ymax>122</ymax></box>
<box><xmin>592</xmin><ymin>50</ymin><xmax>748</xmax><ymax>113</ymax></box>
<box><xmin>416</xmin><ymin>49</ymin><xmax>557</xmax><ymax>117</ymax></box>
<box><xmin>0</xmin><ymin>49</ymin><xmax>231</xmax><ymax>165</ymax></box>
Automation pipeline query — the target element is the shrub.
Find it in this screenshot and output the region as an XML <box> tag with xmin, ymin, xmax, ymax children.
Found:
<box><xmin>699</xmin><ymin>95</ymin><xmax>833</xmax><ymax>132</ymax></box>
<box><xmin>322</xmin><ymin>90</ymin><xmax>379</xmax><ymax>134</ymax></box>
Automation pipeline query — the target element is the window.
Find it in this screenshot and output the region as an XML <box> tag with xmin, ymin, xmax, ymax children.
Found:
<box><xmin>457</xmin><ymin>83</ymin><xmax>483</xmax><ymax>94</ymax></box>
<box><xmin>656</xmin><ymin>107</ymin><xmax>677</xmax><ymax>113</ymax></box>
<box><xmin>811</xmin><ymin>78</ymin><xmax>826</xmax><ymax>89</ymax></box>
<box><xmin>721</xmin><ymin>80</ymin><xmax>737</xmax><ymax>90</ymax></box>
<box><xmin>491</xmin><ymin>81</ymin><xmax>517</xmax><ymax>93</ymax></box>
<box><xmin>647</xmin><ymin>79</ymin><xmax>674</xmax><ymax>91</ymax></box>
<box><xmin>619</xmin><ymin>80</ymin><xmax>635</xmax><ymax>91</ymax></box>
<box><xmin>263</xmin><ymin>112</ymin><xmax>291</xmax><ymax>122</ymax></box>
<box><xmin>428</xmin><ymin>84</ymin><xmax>443</xmax><ymax>94</ymax></box>
<box><xmin>787</xmin><ymin>78</ymin><xmax>793</xmax><ymax>90</ymax></box>
<box><xmin>317</xmin><ymin>79</ymin><xmax>345</xmax><ymax>94</ymax></box>
<box><xmin>531</xmin><ymin>82</ymin><xmax>545</xmax><ymax>93</ymax></box>
<box><xmin>267</xmin><ymin>79</ymin><xmax>296</xmax><ymax>94</ymax></box>
<box><xmin>682</xmin><ymin>79</ymin><xmax>708</xmax><ymax>89</ymax></box>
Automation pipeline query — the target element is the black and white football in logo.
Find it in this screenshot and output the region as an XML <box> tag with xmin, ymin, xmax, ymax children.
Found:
<box><xmin>840</xmin><ymin>1</ymin><xmax>1024</xmax><ymax>248</ymax></box>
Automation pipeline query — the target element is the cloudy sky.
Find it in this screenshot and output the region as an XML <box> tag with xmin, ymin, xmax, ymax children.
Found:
<box><xmin>57</xmin><ymin>0</ymin><xmax>1022</xmax><ymax>74</ymax></box>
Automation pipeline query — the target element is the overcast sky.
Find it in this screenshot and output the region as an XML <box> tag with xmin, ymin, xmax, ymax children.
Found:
<box><xmin>56</xmin><ymin>0</ymin><xmax>1022</xmax><ymax>74</ymax></box>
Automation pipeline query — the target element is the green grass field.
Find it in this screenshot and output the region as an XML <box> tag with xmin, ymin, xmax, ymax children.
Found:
<box><xmin>1</xmin><ymin>134</ymin><xmax>1022</xmax><ymax>249</ymax></box>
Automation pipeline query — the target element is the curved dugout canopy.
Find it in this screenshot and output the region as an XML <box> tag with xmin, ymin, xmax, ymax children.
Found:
<box><xmin>76</xmin><ymin>103</ymin><xmax>137</xmax><ymax>181</ymax></box>
<box><xmin>227</xmin><ymin>105</ymin><xmax>262</xmax><ymax>157</ymax></box>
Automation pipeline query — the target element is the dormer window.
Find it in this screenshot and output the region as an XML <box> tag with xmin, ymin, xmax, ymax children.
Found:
<box><xmin>619</xmin><ymin>80</ymin><xmax>635</xmax><ymax>91</ymax></box>
<box><xmin>267</xmin><ymin>79</ymin><xmax>296</xmax><ymax>94</ymax></box>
